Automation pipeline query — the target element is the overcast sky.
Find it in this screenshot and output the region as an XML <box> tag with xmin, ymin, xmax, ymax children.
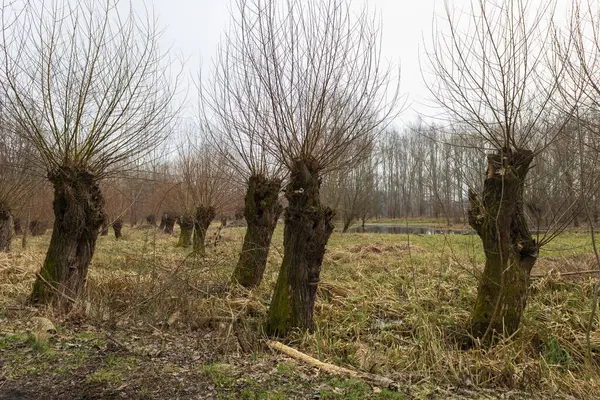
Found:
<box><xmin>130</xmin><ymin>0</ymin><xmax>452</xmax><ymax>128</ymax></box>
<box><xmin>140</xmin><ymin>0</ymin><xmax>566</xmax><ymax>130</ymax></box>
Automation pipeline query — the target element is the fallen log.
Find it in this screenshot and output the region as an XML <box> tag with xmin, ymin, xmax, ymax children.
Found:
<box><xmin>531</xmin><ymin>269</ymin><xmax>600</xmax><ymax>279</ymax></box>
<box><xmin>266</xmin><ymin>340</ymin><xmax>396</xmax><ymax>389</ymax></box>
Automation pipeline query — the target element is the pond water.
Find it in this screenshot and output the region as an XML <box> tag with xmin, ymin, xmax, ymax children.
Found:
<box><xmin>345</xmin><ymin>224</ymin><xmax>476</xmax><ymax>235</ymax></box>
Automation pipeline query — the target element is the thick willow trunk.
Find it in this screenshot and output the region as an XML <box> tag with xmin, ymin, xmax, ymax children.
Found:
<box><xmin>193</xmin><ymin>205</ymin><xmax>215</xmax><ymax>256</ymax></box>
<box><xmin>13</xmin><ymin>218</ymin><xmax>22</xmax><ymax>236</ymax></box>
<box><xmin>100</xmin><ymin>219</ymin><xmax>109</xmax><ymax>236</ymax></box>
<box><xmin>30</xmin><ymin>166</ymin><xmax>105</xmax><ymax>311</ymax></box>
<box><xmin>231</xmin><ymin>175</ymin><xmax>282</xmax><ymax>288</ymax></box>
<box><xmin>112</xmin><ymin>219</ymin><xmax>123</xmax><ymax>239</ymax></box>
<box><xmin>162</xmin><ymin>212</ymin><xmax>177</xmax><ymax>234</ymax></box>
<box><xmin>146</xmin><ymin>214</ymin><xmax>156</xmax><ymax>226</ymax></box>
<box><xmin>267</xmin><ymin>159</ymin><xmax>335</xmax><ymax>337</ymax></box>
<box><xmin>468</xmin><ymin>148</ymin><xmax>538</xmax><ymax>340</ymax></box>
<box><xmin>30</xmin><ymin>220</ymin><xmax>47</xmax><ymax>236</ymax></box>
<box><xmin>0</xmin><ymin>202</ymin><xmax>13</xmax><ymax>252</ymax></box>
<box><xmin>177</xmin><ymin>215</ymin><xmax>194</xmax><ymax>248</ymax></box>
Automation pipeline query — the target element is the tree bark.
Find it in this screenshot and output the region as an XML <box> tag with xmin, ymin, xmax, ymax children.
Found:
<box><xmin>13</xmin><ymin>218</ymin><xmax>22</xmax><ymax>236</ymax></box>
<box><xmin>177</xmin><ymin>215</ymin><xmax>194</xmax><ymax>248</ymax></box>
<box><xmin>21</xmin><ymin>210</ymin><xmax>30</xmax><ymax>249</ymax></box>
<box><xmin>112</xmin><ymin>219</ymin><xmax>123</xmax><ymax>239</ymax></box>
<box><xmin>0</xmin><ymin>202</ymin><xmax>13</xmax><ymax>252</ymax></box>
<box><xmin>30</xmin><ymin>220</ymin><xmax>48</xmax><ymax>236</ymax></box>
<box><xmin>341</xmin><ymin>213</ymin><xmax>355</xmax><ymax>233</ymax></box>
<box><xmin>161</xmin><ymin>212</ymin><xmax>177</xmax><ymax>234</ymax></box>
<box><xmin>30</xmin><ymin>166</ymin><xmax>105</xmax><ymax>311</ymax></box>
<box><xmin>129</xmin><ymin>210</ymin><xmax>137</xmax><ymax>227</ymax></box>
<box><xmin>146</xmin><ymin>214</ymin><xmax>156</xmax><ymax>226</ymax></box>
<box><xmin>267</xmin><ymin>158</ymin><xmax>335</xmax><ymax>337</ymax></box>
<box><xmin>231</xmin><ymin>175</ymin><xmax>282</xmax><ymax>288</ymax></box>
<box><xmin>100</xmin><ymin>219</ymin><xmax>109</xmax><ymax>236</ymax></box>
<box><xmin>193</xmin><ymin>205</ymin><xmax>215</xmax><ymax>256</ymax></box>
<box><xmin>468</xmin><ymin>148</ymin><xmax>538</xmax><ymax>340</ymax></box>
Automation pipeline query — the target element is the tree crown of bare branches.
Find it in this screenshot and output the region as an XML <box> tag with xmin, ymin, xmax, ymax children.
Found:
<box><xmin>0</xmin><ymin>109</ymin><xmax>35</xmax><ymax>207</ymax></box>
<box><xmin>0</xmin><ymin>0</ymin><xmax>180</xmax><ymax>179</ymax></box>
<box><xmin>175</xmin><ymin>126</ymin><xmax>237</xmax><ymax>214</ymax></box>
<box><xmin>424</xmin><ymin>0</ymin><xmax>567</xmax><ymax>152</ymax></box>
<box><xmin>202</xmin><ymin>0</ymin><xmax>401</xmax><ymax>176</ymax></box>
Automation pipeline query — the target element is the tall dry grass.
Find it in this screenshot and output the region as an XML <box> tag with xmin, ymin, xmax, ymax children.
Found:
<box><xmin>0</xmin><ymin>224</ymin><xmax>598</xmax><ymax>397</ymax></box>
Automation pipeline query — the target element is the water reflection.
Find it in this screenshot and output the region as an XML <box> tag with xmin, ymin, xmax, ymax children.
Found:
<box><xmin>345</xmin><ymin>224</ymin><xmax>476</xmax><ymax>235</ymax></box>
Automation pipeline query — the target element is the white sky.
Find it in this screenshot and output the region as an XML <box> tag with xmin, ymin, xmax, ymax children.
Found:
<box><xmin>139</xmin><ymin>0</ymin><xmax>566</xmax><ymax>130</ymax></box>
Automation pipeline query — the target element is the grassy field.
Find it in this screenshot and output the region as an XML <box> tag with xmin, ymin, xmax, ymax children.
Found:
<box><xmin>0</xmin><ymin>221</ymin><xmax>599</xmax><ymax>399</ymax></box>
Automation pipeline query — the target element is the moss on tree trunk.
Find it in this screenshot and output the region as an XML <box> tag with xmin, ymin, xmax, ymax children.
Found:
<box><xmin>468</xmin><ymin>148</ymin><xmax>538</xmax><ymax>340</ymax></box>
<box><xmin>194</xmin><ymin>205</ymin><xmax>215</xmax><ymax>256</ymax></box>
<box><xmin>0</xmin><ymin>202</ymin><xmax>13</xmax><ymax>252</ymax></box>
<box><xmin>177</xmin><ymin>215</ymin><xmax>194</xmax><ymax>248</ymax></box>
<box><xmin>30</xmin><ymin>166</ymin><xmax>105</xmax><ymax>311</ymax></box>
<box><xmin>266</xmin><ymin>158</ymin><xmax>334</xmax><ymax>337</ymax></box>
<box><xmin>231</xmin><ymin>175</ymin><xmax>282</xmax><ymax>288</ymax></box>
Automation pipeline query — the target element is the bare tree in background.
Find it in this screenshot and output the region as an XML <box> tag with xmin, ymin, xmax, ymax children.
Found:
<box><xmin>0</xmin><ymin>0</ymin><xmax>178</xmax><ymax>310</ymax></box>
<box><xmin>200</xmin><ymin>10</ymin><xmax>286</xmax><ymax>288</ymax></box>
<box><xmin>0</xmin><ymin>111</ymin><xmax>33</xmax><ymax>251</ymax></box>
<box><xmin>224</xmin><ymin>0</ymin><xmax>400</xmax><ymax>336</ymax></box>
<box><xmin>425</xmin><ymin>0</ymin><xmax>571</xmax><ymax>339</ymax></box>
<box><xmin>564</xmin><ymin>0</ymin><xmax>600</xmax><ymax>355</ymax></box>
<box><xmin>322</xmin><ymin>140</ymin><xmax>378</xmax><ymax>232</ymax></box>
<box><xmin>176</xmin><ymin>133</ymin><xmax>234</xmax><ymax>255</ymax></box>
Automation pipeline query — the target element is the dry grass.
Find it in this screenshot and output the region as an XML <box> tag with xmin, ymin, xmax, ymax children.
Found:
<box><xmin>1</xmin><ymin>224</ymin><xmax>599</xmax><ymax>398</ymax></box>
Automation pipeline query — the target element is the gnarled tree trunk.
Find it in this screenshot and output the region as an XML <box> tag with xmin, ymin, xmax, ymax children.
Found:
<box><xmin>231</xmin><ymin>175</ymin><xmax>282</xmax><ymax>288</ymax></box>
<box><xmin>267</xmin><ymin>158</ymin><xmax>335</xmax><ymax>337</ymax></box>
<box><xmin>30</xmin><ymin>166</ymin><xmax>105</xmax><ymax>311</ymax></box>
<box><xmin>30</xmin><ymin>220</ymin><xmax>48</xmax><ymax>236</ymax></box>
<box><xmin>100</xmin><ymin>219</ymin><xmax>109</xmax><ymax>236</ymax></box>
<box><xmin>112</xmin><ymin>219</ymin><xmax>123</xmax><ymax>239</ymax></box>
<box><xmin>0</xmin><ymin>202</ymin><xmax>13</xmax><ymax>252</ymax></box>
<box><xmin>468</xmin><ymin>148</ymin><xmax>538</xmax><ymax>340</ymax></box>
<box><xmin>193</xmin><ymin>205</ymin><xmax>215</xmax><ymax>256</ymax></box>
<box><xmin>146</xmin><ymin>214</ymin><xmax>156</xmax><ymax>226</ymax></box>
<box><xmin>13</xmin><ymin>218</ymin><xmax>22</xmax><ymax>236</ymax></box>
<box><xmin>177</xmin><ymin>215</ymin><xmax>194</xmax><ymax>248</ymax></box>
<box><xmin>162</xmin><ymin>212</ymin><xmax>177</xmax><ymax>234</ymax></box>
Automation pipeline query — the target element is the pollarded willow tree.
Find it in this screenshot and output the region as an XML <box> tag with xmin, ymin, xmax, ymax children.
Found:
<box><xmin>225</xmin><ymin>0</ymin><xmax>400</xmax><ymax>336</ymax></box>
<box><xmin>200</xmin><ymin>9</ymin><xmax>286</xmax><ymax>289</ymax></box>
<box><xmin>0</xmin><ymin>113</ymin><xmax>32</xmax><ymax>251</ymax></box>
<box><xmin>321</xmin><ymin>140</ymin><xmax>378</xmax><ymax>232</ymax></box>
<box><xmin>0</xmin><ymin>0</ymin><xmax>177</xmax><ymax>310</ymax></box>
<box><xmin>176</xmin><ymin>134</ymin><xmax>234</xmax><ymax>256</ymax></box>
<box><xmin>425</xmin><ymin>0</ymin><xmax>573</xmax><ymax>339</ymax></box>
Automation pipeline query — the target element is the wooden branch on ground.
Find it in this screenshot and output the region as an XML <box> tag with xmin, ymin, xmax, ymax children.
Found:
<box><xmin>266</xmin><ymin>340</ymin><xmax>396</xmax><ymax>389</ymax></box>
<box><xmin>531</xmin><ymin>269</ymin><xmax>600</xmax><ymax>279</ymax></box>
